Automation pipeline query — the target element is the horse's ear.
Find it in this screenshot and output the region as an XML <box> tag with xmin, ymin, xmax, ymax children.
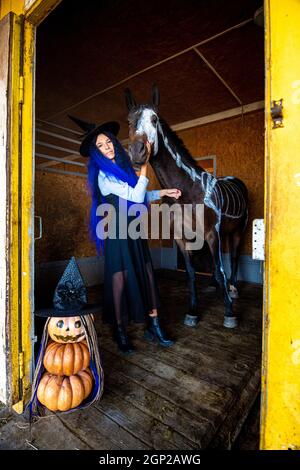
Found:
<box><xmin>124</xmin><ymin>88</ymin><xmax>136</xmax><ymax>111</ymax></box>
<box><xmin>151</xmin><ymin>83</ymin><xmax>160</xmax><ymax>109</ymax></box>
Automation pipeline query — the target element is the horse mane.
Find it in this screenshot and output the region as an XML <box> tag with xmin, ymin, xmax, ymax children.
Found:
<box><xmin>159</xmin><ymin>117</ymin><xmax>205</xmax><ymax>174</ymax></box>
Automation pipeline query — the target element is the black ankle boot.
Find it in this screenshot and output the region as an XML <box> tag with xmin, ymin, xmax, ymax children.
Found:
<box><xmin>114</xmin><ymin>325</ymin><xmax>134</xmax><ymax>354</ymax></box>
<box><xmin>144</xmin><ymin>316</ymin><xmax>174</xmax><ymax>347</ymax></box>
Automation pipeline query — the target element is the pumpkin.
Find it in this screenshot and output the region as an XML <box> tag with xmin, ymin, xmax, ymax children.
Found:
<box><xmin>37</xmin><ymin>369</ymin><xmax>93</xmax><ymax>412</ymax></box>
<box><xmin>43</xmin><ymin>341</ymin><xmax>90</xmax><ymax>376</ymax></box>
<box><xmin>48</xmin><ymin>316</ymin><xmax>86</xmax><ymax>343</ymax></box>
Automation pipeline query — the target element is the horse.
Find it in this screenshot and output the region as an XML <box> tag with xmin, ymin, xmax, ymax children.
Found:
<box><xmin>124</xmin><ymin>85</ymin><xmax>248</xmax><ymax>328</ymax></box>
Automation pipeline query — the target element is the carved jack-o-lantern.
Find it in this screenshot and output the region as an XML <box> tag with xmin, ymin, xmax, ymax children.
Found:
<box><xmin>48</xmin><ymin>316</ymin><xmax>85</xmax><ymax>343</ymax></box>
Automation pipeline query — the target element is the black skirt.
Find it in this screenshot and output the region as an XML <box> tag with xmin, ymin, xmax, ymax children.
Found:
<box><xmin>102</xmin><ymin>194</ymin><xmax>161</xmax><ymax>326</ymax></box>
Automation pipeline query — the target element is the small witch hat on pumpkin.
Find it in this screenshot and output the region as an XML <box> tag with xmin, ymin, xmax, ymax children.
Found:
<box><xmin>35</xmin><ymin>256</ymin><xmax>100</xmax><ymax>317</ymax></box>
<box><xmin>26</xmin><ymin>257</ymin><xmax>104</xmax><ymax>419</ymax></box>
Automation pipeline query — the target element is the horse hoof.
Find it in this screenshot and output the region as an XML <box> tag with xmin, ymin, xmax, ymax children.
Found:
<box><xmin>229</xmin><ymin>291</ymin><xmax>239</xmax><ymax>299</ymax></box>
<box><xmin>183</xmin><ymin>314</ymin><xmax>199</xmax><ymax>328</ymax></box>
<box><xmin>223</xmin><ymin>316</ymin><xmax>238</xmax><ymax>328</ymax></box>
<box><xmin>229</xmin><ymin>285</ymin><xmax>239</xmax><ymax>299</ymax></box>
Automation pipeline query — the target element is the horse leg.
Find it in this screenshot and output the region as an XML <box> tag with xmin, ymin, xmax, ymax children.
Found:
<box><xmin>228</xmin><ymin>231</ymin><xmax>242</xmax><ymax>299</ymax></box>
<box><xmin>207</xmin><ymin>231</ymin><xmax>237</xmax><ymax>328</ymax></box>
<box><xmin>210</xmin><ymin>272</ymin><xmax>219</xmax><ymax>288</ymax></box>
<box><xmin>204</xmin><ymin>268</ymin><xmax>219</xmax><ymax>293</ymax></box>
<box><xmin>175</xmin><ymin>239</ymin><xmax>199</xmax><ymax>328</ymax></box>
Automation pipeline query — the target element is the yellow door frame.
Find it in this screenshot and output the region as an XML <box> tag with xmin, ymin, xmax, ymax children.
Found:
<box><xmin>261</xmin><ymin>0</ymin><xmax>300</xmax><ymax>449</ymax></box>
<box><xmin>3</xmin><ymin>0</ymin><xmax>300</xmax><ymax>448</ymax></box>
<box><xmin>8</xmin><ymin>12</ymin><xmax>28</xmax><ymax>412</ymax></box>
<box><xmin>13</xmin><ymin>15</ymin><xmax>35</xmax><ymax>414</ymax></box>
<box><xmin>0</xmin><ymin>0</ymin><xmax>62</xmax><ymax>411</ymax></box>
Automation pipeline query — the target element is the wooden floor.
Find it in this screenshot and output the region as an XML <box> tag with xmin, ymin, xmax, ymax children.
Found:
<box><xmin>0</xmin><ymin>271</ymin><xmax>262</xmax><ymax>450</ymax></box>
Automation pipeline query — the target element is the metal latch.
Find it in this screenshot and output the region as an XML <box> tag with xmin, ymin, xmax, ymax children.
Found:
<box><xmin>34</xmin><ymin>215</ymin><xmax>43</xmax><ymax>240</ymax></box>
<box><xmin>252</xmin><ymin>219</ymin><xmax>265</xmax><ymax>261</ymax></box>
<box><xmin>271</xmin><ymin>99</ymin><xmax>283</xmax><ymax>128</ymax></box>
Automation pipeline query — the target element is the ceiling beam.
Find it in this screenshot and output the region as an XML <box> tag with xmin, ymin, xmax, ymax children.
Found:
<box><xmin>171</xmin><ymin>100</ymin><xmax>264</xmax><ymax>132</ymax></box>
<box><xmin>192</xmin><ymin>47</ymin><xmax>243</xmax><ymax>107</ymax></box>
<box><xmin>45</xmin><ymin>18</ymin><xmax>253</xmax><ymax>120</ymax></box>
<box><xmin>36</xmin><ymin>100</ymin><xmax>264</xmax><ymax>169</ymax></box>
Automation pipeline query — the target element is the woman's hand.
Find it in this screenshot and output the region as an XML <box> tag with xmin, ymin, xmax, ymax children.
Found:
<box><xmin>160</xmin><ymin>188</ymin><xmax>182</xmax><ymax>199</ymax></box>
<box><xmin>140</xmin><ymin>163</ymin><xmax>148</xmax><ymax>176</ymax></box>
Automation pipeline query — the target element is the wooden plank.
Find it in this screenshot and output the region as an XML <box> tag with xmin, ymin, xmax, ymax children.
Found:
<box><xmin>124</xmin><ymin>333</ymin><xmax>258</xmax><ymax>392</ymax></box>
<box><xmin>173</xmin><ymin>327</ymin><xmax>260</xmax><ymax>359</ymax></box>
<box><xmin>158</xmin><ymin>315</ymin><xmax>261</xmax><ymax>358</ymax></box>
<box><xmin>102</xmin><ymin>323</ymin><xmax>258</xmax><ymax>391</ymax></box>
<box><xmin>0</xmin><ymin>414</ymin><xmax>91</xmax><ymax>450</ymax></box>
<box><xmin>58</xmin><ymin>404</ymin><xmax>150</xmax><ymax>450</ymax></box>
<box><xmin>115</xmin><ymin>313</ymin><xmax>261</xmax><ymax>365</ymax></box>
<box><xmin>209</xmin><ymin>367</ymin><xmax>261</xmax><ymax>449</ymax></box>
<box><xmin>103</xmin><ymin>368</ymin><xmax>213</xmax><ymax>448</ymax></box>
<box><xmin>95</xmin><ymin>390</ymin><xmax>197</xmax><ymax>450</ymax></box>
<box><xmin>101</xmin><ymin>346</ymin><xmax>234</xmax><ymax>425</ymax></box>
<box><xmin>95</xmin><ymin>276</ymin><xmax>261</xmax><ymax>448</ymax></box>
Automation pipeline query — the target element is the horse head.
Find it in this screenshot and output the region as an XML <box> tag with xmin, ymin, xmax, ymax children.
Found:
<box><xmin>125</xmin><ymin>84</ymin><xmax>160</xmax><ymax>166</ymax></box>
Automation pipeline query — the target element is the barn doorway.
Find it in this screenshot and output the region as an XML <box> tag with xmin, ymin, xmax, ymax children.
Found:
<box><xmin>31</xmin><ymin>0</ymin><xmax>264</xmax><ymax>449</ymax></box>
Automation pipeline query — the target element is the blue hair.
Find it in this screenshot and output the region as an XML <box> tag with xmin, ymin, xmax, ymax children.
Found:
<box><xmin>87</xmin><ymin>132</ymin><xmax>148</xmax><ymax>254</ymax></box>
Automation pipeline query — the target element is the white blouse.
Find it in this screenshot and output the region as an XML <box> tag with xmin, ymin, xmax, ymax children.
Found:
<box><xmin>98</xmin><ymin>170</ymin><xmax>161</xmax><ymax>203</ymax></box>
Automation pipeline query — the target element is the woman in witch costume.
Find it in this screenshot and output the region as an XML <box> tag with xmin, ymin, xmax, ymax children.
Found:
<box><xmin>69</xmin><ymin>116</ymin><xmax>181</xmax><ymax>354</ymax></box>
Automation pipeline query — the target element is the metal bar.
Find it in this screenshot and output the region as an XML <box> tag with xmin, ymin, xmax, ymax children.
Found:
<box><xmin>37</xmin><ymin>154</ymin><xmax>82</xmax><ymax>169</ymax></box>
<box><xmin>46</xmin><ymin>18</ymin><xmax>253</xmax><ymax>120</ymax></box>
<box><xmin>193</xmin><ymin>47</ymin><xmax>243</xmax><ymax>106</ymax></box>
<box><xmin>35</xmin><ymin>140</ymin><xmax>80</xmax><ymax>154</ymax></box>
<box><xmin>35</xmin><ymin>153</ymin><xmax>85</xmax><ymax>167</ymax></box>
<box><xmin>36</xmin><ymin>128</ymin><xmax>81</xmax><ymax>144</ymax></box>
<box><xmin>35</xmin><ymin>122</ymin><xmax>82</xmax><ymax>169</ymax></box>
<box><xmin>36</xmin><ymin>167</ymin><xmax>87</xmax><ymax>178</ymax></box>
<box><xmin>36</xmin><ymin>118</ymin><xmax>82</xmax><ymax>135</ymax></box>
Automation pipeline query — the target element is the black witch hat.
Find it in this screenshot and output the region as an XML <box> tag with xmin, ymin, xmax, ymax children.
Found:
<box><xmin>35</xmin><ymin>257</ymin><xmax>100</xmax><ymax>317</ymax></box>
<box><xmin>68</xmin><ymin>115</ymin><xmax>120</xmax><ymax>157</ymax></box>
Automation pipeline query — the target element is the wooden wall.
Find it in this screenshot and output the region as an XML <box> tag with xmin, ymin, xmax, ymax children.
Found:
<box><xmin>35</xmin><ymin>110</ymin><xmax>264</xmax><ymax>262</ymax></box>
<box><xmin>34</xmin><ymin>173</ymin><xmax>95</xmax><ymax>263</ymax></box>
